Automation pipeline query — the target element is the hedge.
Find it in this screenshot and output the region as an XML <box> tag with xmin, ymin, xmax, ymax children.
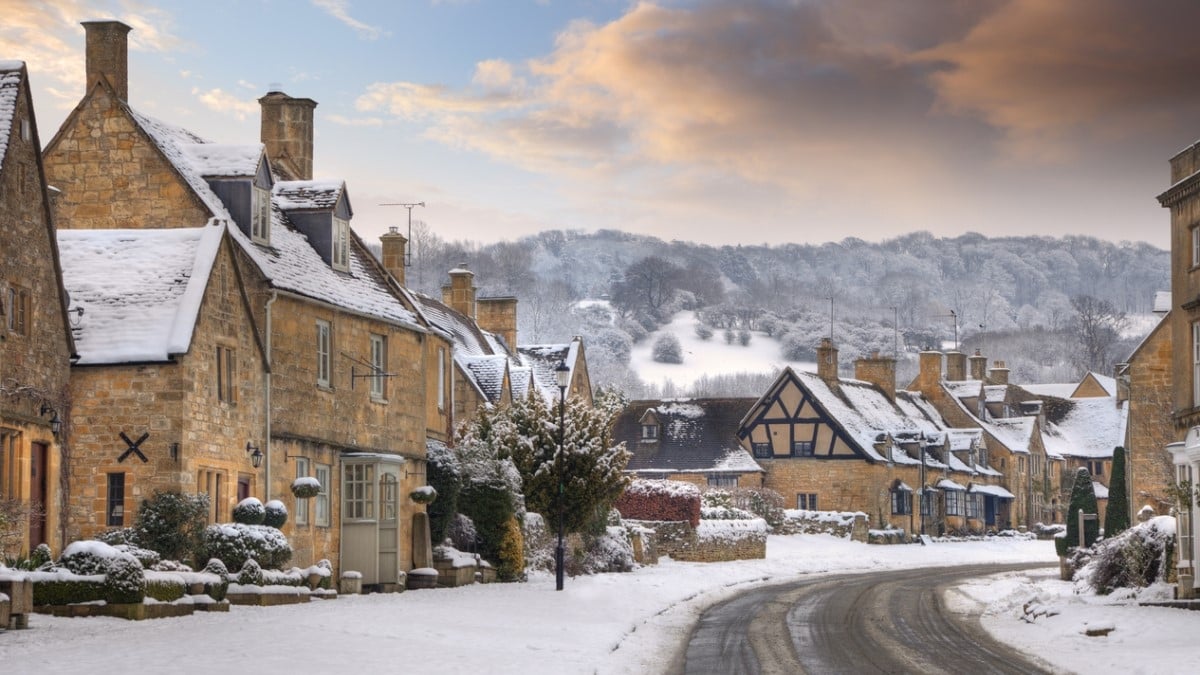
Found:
<box><xmin>614</xmin><ymin>479</ymin><xmax>701</xmax><ymax>527</ymax></box>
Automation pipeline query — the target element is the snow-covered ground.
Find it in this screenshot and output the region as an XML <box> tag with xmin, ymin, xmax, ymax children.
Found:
<box><xmin>629</xmin><ymin>310</ymin><xmax>809</xmax><ymax>391</ymax></box>
<box><xmin>6</xmin><ymin>534</ymin><xmax>1191</xmax><ymax>674</ymax></box>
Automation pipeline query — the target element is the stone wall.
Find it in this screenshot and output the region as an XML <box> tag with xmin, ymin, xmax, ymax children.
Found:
<box><xmin>779</xmin><ymin>510</ymin><xmax>869</xmax><ymax>541</ymax></box>
<box><xmin>1125</xmin><ymin>321</ymin><xmax>1176</xmax><ymax>514</ymax></box>
<box><xmin>625</xmin><ymin>519</ymin><xmax>767</xmax><ymax>563</ymax></box>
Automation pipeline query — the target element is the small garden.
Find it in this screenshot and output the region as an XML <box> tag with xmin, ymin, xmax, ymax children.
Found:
<box><xmin>1</xmin><ymin>490</ymin><xmax>334</xmax><ymax>621</ymax></box>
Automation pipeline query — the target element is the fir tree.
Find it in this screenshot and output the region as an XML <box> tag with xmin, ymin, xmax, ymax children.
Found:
<box><xmin>1061</xmin><ymin>466</ymin><xmax>1100</xmax><ymax>556</ymax></box>
<box><xmin>1104</xmin><ymin>447</ymin><xmax>1130</xmax><ymax>537</ymax></box>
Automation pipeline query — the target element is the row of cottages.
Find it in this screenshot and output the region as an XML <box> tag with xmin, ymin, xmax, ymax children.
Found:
<box><xmin>0</xmin><ymin>61</ymin><xmax>75</xmax><ymax>555</ymax></box>
<box><xmin>615</xmin><ymin>337</ymin><xmax>1129</xmax><ymax>536</ymax></box>
<box><xmin>615</xmin><ymin>339</ymin><xmax>1016</xmax><ymax>536</ymax></box>
<box><xmin>0</xmin><ymin>21</ymin><xmax>590</xmax><ymax>583</ymax></box>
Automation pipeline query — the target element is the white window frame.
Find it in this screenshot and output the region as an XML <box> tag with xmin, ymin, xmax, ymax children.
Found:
<box><xmin>370</xmin><ymin>333</ymin><xmax>387</xmax><ymax>400</ymax></box>
<box><xmin>332</xmin><ymin>217</ymin><xmax>350</xmax><ymax>272</ymax></box>
<box><xmin>251</xmin><ymin>185</ymin><xmax>271</xmax><ymax>244</ymax></box>
<box><xmin>316</xmin><ymin>321</ymin><xmax>331</xmax><ymax>388</ymax></box>
<box><xmin>1193</xmin><ymin>321</ymin><xmax>1200</xmax><ymax>407</ymax></box>
<box><xmin>437</xmin><ymin>347</ymin><xmax>446</xmax><ymax>411</ymax></box>
<box><xmin>315</xmin><ymin>464</ymin><xmax>331</xmax><ymax>527</ymax></box>
<box><xmin>1192</xmin><ymin>225</ymin><xmax>1200</xmax><ymax>268</ymax></box>
<box><xmin>642</xmin><ymin>424</ymin><xmax>658</xmax><ymax>440</ymax></box>
<box><xmin>343</xmin><ymin>463</ymin><xmax>376</xmax><ymax>521</ymax></box>
<box><xmin>295</xmin><ymin>457</ymin><xmax>310</xmax><ymax>525</ymax></box>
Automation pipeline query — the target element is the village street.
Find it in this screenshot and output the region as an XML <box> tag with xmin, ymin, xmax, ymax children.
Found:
<box><xmin>4</xmin><ymin>534</ymin><xmax>1195</xmax><ymax>675</ymax></box>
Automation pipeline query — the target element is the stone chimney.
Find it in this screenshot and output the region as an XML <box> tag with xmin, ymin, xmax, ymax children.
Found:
<box><xmin>855</xmin><ymin>351</ymin><xmax>896</xmax><ymax>402</ymax></box>
<box><xmin>259</xmin><ymin>89</ymin><xmax>317</xmax><ymax>181</ymax></box>
<box><xmin>477</xmin><ymin>297</ymin><xmax>518</xmax><ymax>352</ymax></box>
<box><xmin>969</xmin><ymin>350</ymin><xmax>987</xmax><ymax>381</ymax></box>
<box><xmin>816</xmin><ymin>337</ymin><xmax>839</xmax><ymax>383</ymax></box>
<box><xmin>988</xmin><ymin>360</ymin><xmax>1010</xmax><ymax>385</ymax></box>
<box><xmin>913</xmin><ymin>350</ymin><xmax>943</xmax><ymax>394</ymax></box>
<box><xmin>83</xmin><ymin>20</ymin><xmax>131</xmax><ymax>101</ymax></box>
<box><xmin>945</xmin><ymin>351</ymin><xmax>966</xmax><ymax>381</ymax></box>
<box><xmin>442</xmin><ymin>263</ymin><xmax>477</xmax><ymax>319</ymax></box>
<box><xmin>380</xmin><ymin>227</ymin><xmax>408</xmax><ymax>287</ymax></box>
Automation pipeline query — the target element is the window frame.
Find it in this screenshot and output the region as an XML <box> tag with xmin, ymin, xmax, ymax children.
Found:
<box><xmin>891</xmin><ymin>487</ymin><xmax>912</xmax><ymax>515</ymax></box>
<box><xmin>752</xmin><ymin>442</ymin><xmax>772</xmax><ymax>458</ymax></box>
<box><xmin>216</xmin><ymin>345</ymin><xmax>237</xmax><ymax>404</ymax></box>
<box><xmin>106</xmin><ymin>473</ymin><xmax>126</xmax><ymax>527</ymax></box>
<box><xmin>6</xmin><ymin>285</ymin><xmax>29</xmax><ymax>336</ymax></box>
<box><xmin>796</xmin><ymin>493</ymin><xmax>818</xmax><ymax>511</ymax></box>
<box><xmin>1193</xmin><ymin>321</ymin><xmax>1200</xmax><ymax>407</ymax></box>
<box><xmin>315</xmin><ymin>464</ymin><xmax>331</xmax><ymax>527</ymax></box>
<box><xmin>251</xmin><ymin>184</ymin><xmax>271</xmax><ymax>244</ymax></box>
<box><xmin>437</xmin><ymin>346</ymin><xmax>446</xmax><ymax>411</ymax></box>
<box><xmin>343</xmin><ymin>463</ymin><xmax>376</xmax><ymax>521</ymax></box>
<box><xmin>316</xmin><ymin>321</ymin><xmax>331</xmax><ymax>388</ymax></box>
<box><xmin>792</xmin><ymin>440</ymin><xmax>815</xmax><ymax>457</ymax></box>
<box><xmin>1192</xmin><ymin>225</ymin><xmax>1200</xmax><ymax>268</ymax></box>
<box><xmin>294</xmin><ymin>457</ymin><xmax>311</xmax><ymax>525</ymax></box>
<box><xmin>945</xmin><ymin>489</ymin><xmax>965</xmax><ymax>516</ymax></box>
<box><xmin>369</xmin><ymin>333</ymin><xmax>387</xmax><ymax>400</ymax></box>
<box><xmin>707</xmin><ymin>473</ymin><xmax>738</xmax><ymax>488</ymax></box>
<box><xmin>641</xmin><ymin>424</ymin><xmax>659</xmax><ymax>440</ymax></box>
<box><xmin>332</xmin><ymin>217</ymin><xmax>350</xmax><ymax>272</ymax></box>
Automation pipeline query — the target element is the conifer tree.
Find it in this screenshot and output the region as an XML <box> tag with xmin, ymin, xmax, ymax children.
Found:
<box><xmin>1104</xmin><ymin>447</ymin><xmax>1130</xmax><ymax>537</ymax></box>
<box><xmin>1061</xmin><ymin>467</ymin><xmax>1100</xmax><ymax>555</ymax></box>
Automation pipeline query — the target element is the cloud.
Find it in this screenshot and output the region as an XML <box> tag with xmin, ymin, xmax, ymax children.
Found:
<box><xmin>311</xmin><ymin>0</ymin><xmax>388</xmax><ymax>40</ymax></box>
<box><xmin>192</xmin><ymin>87</ymin><xmax>259</xmax><ymax>120</ymax></box>
<box><xmin>327</xmin><ymin>113</ymin><xmax>385</xmax><ymax>127</ymax></box>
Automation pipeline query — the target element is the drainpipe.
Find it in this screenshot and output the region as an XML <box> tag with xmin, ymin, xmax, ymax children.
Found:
<box><xmin>265</xmin><ymin>291</ymin><xmax>278</xmax><ymax>500</ymax></box>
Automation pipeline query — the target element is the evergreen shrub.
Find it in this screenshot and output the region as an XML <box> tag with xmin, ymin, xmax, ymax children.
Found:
<box><xmin>133</xmin><ymin>491</ymin><xmax>209</xmax><ymax>564</ymax></box>
<box><xmin>238</xmin><ymin>558</ymin><xmax>264</xmax><ymax>586</ymax></box>
<box><xmin>103</xmin><ymin>555</ymin><xmax>146</xmax><ymax>604</ymax></box>
<box><xmin>263</xmin><ymin>500</ymin><xmax>288</xmax><ymax>529</ymax></box>
<box><xmin>1104</xmin><ymin>447</ymin><xmax>1131</xmax><ymax>537</ymax></box>
<box><xmin>232</xmin><ymin>498</ymin><xmax>267</xmax><ymax>525</ymax></box>
<box><xmin>426</xmin><ymin>442</ymin><xmax>462</xmax><ymax>545</ymax></box>
<box><xmin>202</xmin><ymin>523</ymin><xmax>292</xmax><ymax>570</ymax></box>
<box><xmin>496</xmin><ymin>516</ymin><xmax>525</xmax><ymax>582</ymax></box>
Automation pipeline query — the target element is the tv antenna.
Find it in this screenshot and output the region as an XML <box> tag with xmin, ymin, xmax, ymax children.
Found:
<box><xmin>379</xmin><ymin>201</ymin><xmax>424</xmax><ymax>266</ymax></box>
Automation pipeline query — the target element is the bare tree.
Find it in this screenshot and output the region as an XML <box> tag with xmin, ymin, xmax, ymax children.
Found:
<box><xmin>1070</xmin><ymin>294</ymin><xmax>1128</xmax><ymax>373</ymax></box>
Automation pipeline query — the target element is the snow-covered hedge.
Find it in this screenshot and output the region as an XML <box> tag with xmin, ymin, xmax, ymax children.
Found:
<box><xmin>1074</xmin><ymin>515</ymin><xmax>1176</xmax><ymax>594</ymax></box>
<box><xmin>201</xmin><ymin>523</ymin><xmax>292</xmax><ymax>571</ymax></box>
<box><xmin>614</xmin><ymin>479</ymin><xmax>701</xmax><ymax>527</ymax></box>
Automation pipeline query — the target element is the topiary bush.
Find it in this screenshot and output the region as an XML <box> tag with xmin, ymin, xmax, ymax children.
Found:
<box><xmin>1104</xmin><ymin>447</ymin><xmax>1131</xmax><ymax>537</ymax></box>
<box><xmin>133</xmin><ymin>491</ymin><xmax>209</xmax><ymax>565</ymax></box>
<box><xmin>60</xmin><ymin>540</ymin><xmax>124</xmax><ymax>576</ymax></box>
<box><xmin>144</xmin><ymin>575</ymin><xmax>186</xmax><ymax>602</ymax></box>
<box><xmin>96</xmin><ymin>528</ymin><xmax>138</xmax><ymax>546</ymax></box>
<box><xmin>291</xmin><ymin>477</ymin><xmax>321</xmax><ymax>499</ymax></box>
<box><xmin>202</xmin><ymin>558</ymin><xmax>229</xmax><ymax>601</ymax></box>
<box><xmin>237</xmin><ymin>558</ymin><xmax>264</xmax><ymax>586</ymax></box>
<box><xmin>263</xmin><ymin>500</ymin><xmax>288</xmax><ymax>529</ymax></box>
<box><xmin>201</xmin><ymin>523</ymin><xmax>292</xmax><ymax>571</ymax></box>
<box><xmin>32</xmin><ymin>578</ymin><xmax>107</xmax><ymax>606</ymax></box>
<box><xmin>233</xmin><ymin>498</ymin><xmax>267</xmax><ymax>525</ymax></box>
<box><xmin>114</xmin><ymin>543</ymin><xmax>161</xmax><ymax>569</ymax></box>
<box><xmin>103</xmin><ymin>554</ymin><xmax>146</xmax><ymax>604</ymax></box>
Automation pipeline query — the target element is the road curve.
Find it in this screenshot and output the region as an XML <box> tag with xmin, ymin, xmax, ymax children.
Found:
<box><xmin>675</xmin><ymin>563</ymin><xmax>1055</xmax><ymax>675</ymax></box>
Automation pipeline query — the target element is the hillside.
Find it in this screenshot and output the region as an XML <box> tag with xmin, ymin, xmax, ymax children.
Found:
<box><xmin>373</xmin><ymin>228</ymin><xmax>1168</xmax><ymax>395</ymax></box>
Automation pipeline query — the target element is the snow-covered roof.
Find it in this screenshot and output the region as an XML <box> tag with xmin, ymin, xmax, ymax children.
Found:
<box><xmin>181</xmin><ymin>143</ymin><xmax>263</xmax><ymax>178</ymax></box>
<box><xmin>274</xmin><ymin>179</ymin><xmax>345</xmax><ymax>211</ymax></box>
<box><xmin>126</xmin><ymin>107</ymin><xmax>231</xmax><ymax>221</ymax></box>
<box><xmin>983</xmin><ymin>385</ymin><xmax>1008</xmax><ymax>403</ymax></box>
<box><xmin>1041</xmin><ymin>397</ymin><xmax>1124</xmax><ymax>459</ymax></box>
<box><xmin>970</xmin><ymin>483</ymin><xmax>1015</xmax><ymax>499</ymax></box>
<box><xmin>983</xmin><ymin>416</ymin><xmax>1036</xmax><ymax>455</ymax></box>
<box><xmin>0</xmin><ymin>63</ymin><xmax>22</xmax><ymax>170</ymax></box>
<box><xmin>414</xmin><ymin>293</ymin><xmax>503</xmax><ymax>358</ymax></box>
<box><xmin>937</xmin><ymin>478</ymin><xmax>966</xmax><ymax>491</ymax></box>
<box><xmin>1154</xmin><ymin>290</ymin><xmax>1171</xmax><ymax>313</ymax></box>
<box><xmin>58</xmin><ymin>223</ymin><xmax>224</xmax><ymax>365</ymax></box>
<box><xmin>1021</xmin><ymin>383</ymin><xmax>1078</xmax><ymax>399</ymax></box>
<box><xmin>943</xmin><ymin>380</ymin><xmax>983</xmax><ymax>399</ymax></box>
<box><xmin>616</xmin><ymin>398</ymin><xmax>763</xmax><ymax>474</ymax></box>
<box><xmin>517</xmin><ymin>339</ymin><xmax>582</xmax><ymax>403</ymax></box>
<box><xmin>459</xmin><ymin>354</ymin><xmax>508</xmax><ymax>403</ymax></box>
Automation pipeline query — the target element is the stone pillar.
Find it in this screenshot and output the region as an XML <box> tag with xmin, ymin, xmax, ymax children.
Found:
<box><xmin>816</xmin><ymin>337</ymin><xmax>839</xmax><ymax>382</ymax></box>
<box><xmin>259</xmin><ymin>90</ymin><xmax>318</xmax><ymax>181</ymax></box>
<box><xmin>946</xmin><ymin>351</ymin><xmax>967</xmax><ymax>381</ymax></box>
<box><xmin>854</xmin><ymin>351</ymin><xmax>896</xmax><ymax>402</ymax></box>
<box><xmin>380</xmin><ymin>227</ymin><xmax>408</xmax><ymax>286</ymax></box>
<box><xmin>412</xmin><ymin>511</ymin><xmax>433</xmax><ymax>569</ymax></box>
<box><xmin>969</xmin><ymin>350</ymin><xmax>987</xmax><ymax>381</ymax></box>
<box><xmin>441</xmin><ymin>264</ymin><xmax>477</xmax><ymax>319</ymax></box>
<box><xmin>477</xmin><ymin>297</ymin><xmax>518</xmax><ymax>351</ymax></box>
<box><xmin>83</xmin><ymin>21</ymin><xmax>131</xmax><ymax>101</ymax></box>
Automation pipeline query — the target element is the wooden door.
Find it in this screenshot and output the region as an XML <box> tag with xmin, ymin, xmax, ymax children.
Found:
<box><xmin>29</xmin><ymin>442</ymin><xmax>47</xmax><ymax>548</ymax></box>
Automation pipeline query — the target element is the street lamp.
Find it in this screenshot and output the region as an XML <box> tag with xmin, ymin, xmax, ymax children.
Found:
<box><xmin>246</xmin><ymin>441</ymin><xmax>264</xmax><ymax>469</ymax></box>
<box><xmin>554</xmin><ymin>360</ymin><xmax>570</xmax><ymax>591</ymax></box>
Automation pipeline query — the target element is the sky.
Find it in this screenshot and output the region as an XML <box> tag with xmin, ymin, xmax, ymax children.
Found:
<box><xmin>2</xmin><ymin>532</ymin><xmax>1193</xmax><ymax>674</ymax></box>
<box><xmin>3</xmin><ymin>0</ymin><xmax>1200</xmax><ymax>250</ymax></box>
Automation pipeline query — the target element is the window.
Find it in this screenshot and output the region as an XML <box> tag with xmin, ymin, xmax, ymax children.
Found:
<box><xmin>920</xmin><ymin>490</ymin><xmax>934</xmax><ymax>517</ymax></box>
<box><xmin>708</xmin><ymin>473</ymin><xmax>738</xmax><ymax>488</ymax></box>
<box><xmin>792</xmin><ymin>440</ymin><xmax>815</xmax><ymax>457</ymax></box>
<box><xmin>199</xmin><ymin>469</ymin><xmax>225</xmax><ymax>523</ymax></box>
<box><xmin>6</xmin><ymin>286</ymin><xmax>29</xmax><ymax>336</ymax></box>
<box><xmin>1193</xmin><ymin>321</ymin><xmax>1200</xmax><ymax>407</ymax></box>
<box><xmin>332</xmin><ymin>217</ymin><xmax>350</xmax><ymax>271</ymax></box>
<box><xmin>1088</xmin><ymin>460</ymin><xmax>1105</xmax><ymax>477</ymax></box>
<box><xmin>437</xmin><ymin>347</ymin><xmax>446</xmax><ymax>411</ymax></box>
<box><xmin>295</xmin><ymin>457</ymin><xmax>310</xmax><ymax>525</ymax></box>
<box><xmin>343</xmin><ymin>464</ymin><xmax>375</xmax><ymax>520</ymax></box>
<box><xmin>752</xmin><ymin>442</ymin><xmax>772</xmax><ymax>458</ymax></box>
<box><xmin>796</xmin><ymin>493</ymin><xmax>818</xmax><ymax>510</ymax></box>
<box><xmin>316</xmin><ymin>321</ymin><xmax>331</xmax><ymax>387</ymax></box>
<box><xmin>945</xmin><ymin>490</ymin><xmax>964</xmax><ymax>516</ymax></box>
<box><xmin>1193</xmin><ymin>226</ymin><xmax>1200</xmax><ymax>268</ymax></box>
<box><xmin>1179</xmin><ymin>465</ymin><xmax>1195</xmax><ymax>565</ymax></box>
<box><xmin>370</xmin><ymin>334</ymin><xmax>387</xmax><ymax>400</ymax></box>
<box><xmin>251</xmin><ymin>185</ymin><xmax>271</xmax><ymax>244</ymax></box>
<box><xmin>381</xmin><ymin>473</ymin><xmax>398</xmax><ymax>522</ymax></box>
<box><xmin>891</xmin><ymin>487</ymin><xmax>912</xmax><ymax>515</ymax></box>
<box><xmin>966</xmin><ymin>493</ymin><xmax>981</xmax><ymax>519</ymax></box>
<box><xmin>20</xmin><ymin>118</ymin><xmax>30</xmax><ymax>142</ymax></box>
<box><xmin>216</xmin><ymin>346</ymin><xmax>236</xmax><ymax>403</ymax></box>
<box><xmin>315</xmin><ymin>464</ymin><xmax>331</xmax><ymax>526</ymax></box>
<box><xmin>106</xmin><ymin>473</ymin><xmax>126</xmax><ymax>526</ymax></box>
<box><xmin>642</xmin><ymin>424</ymin><xmax>659</xmax><ymax>440</ymax></box>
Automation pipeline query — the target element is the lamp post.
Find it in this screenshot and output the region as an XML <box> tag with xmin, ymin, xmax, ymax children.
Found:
<box><xmin>554</xmin><ymin>360</ymin><xmax>570</xmax><ymax>591</ymax></box>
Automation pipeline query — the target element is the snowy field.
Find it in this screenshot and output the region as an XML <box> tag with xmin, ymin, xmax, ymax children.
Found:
<box><xmin>6</xmin><ymin>534</ymin><xmax>1191</xmax><ymax>674</ymax></box>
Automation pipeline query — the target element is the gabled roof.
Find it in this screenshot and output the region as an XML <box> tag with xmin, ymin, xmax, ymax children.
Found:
<box><xmin>125</xmin><ymin>106</ymin><xmax>232</xmax><ymax>220</ymax></box>
<box><xmin>414</xmin><ymin>293</ymin><xmax>505</xmax><ymax>357</ymax></box>
<box><xmin>1073</xmin><ymin>372</ymin><xmax>1117</xmax><ymax>398</ymax></box>
<box><xmin>273</xmin><ymin>179</ymin><xmax>347</xmax><ymax>212</ymax></box>
<box><xmin>181</xmin><ymin>143</ymin><xmax>265</xmax><ymax>178</ymax></box>
<box><xmin>58</xmin><ymin>222</ymin><xmax>224</xmax><ymax>365</ymax></box>
<box><xmin>1041</xmin><ymin>397</ymin><xmax>1125</xmax><ymax>460</ymax></box>
<box><xmin>614</xmin><ymin>398</ymin><xmax>762</xmax><ymax>474</ymax></box>
<box><xmin>459</xmin><ymin>355</ymin><xmax>509</xmax><ymax>403</ymax></box>
<box><xmin>517</xmin><ymin>339</ymin><xmax>583</xmax><ymax>403</ymax></box>
<box><xmin>984</xmin><ymin>416</ymin><xmax>1037</xmax><ymax>455</ymax></box>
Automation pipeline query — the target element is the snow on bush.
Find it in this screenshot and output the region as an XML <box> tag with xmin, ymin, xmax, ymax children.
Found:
<box><xmin>615</xmin><ymin>479</ymin><xmax>701</xmax><ymax>527</ymax></box>
<box><xmin>237</xmin><ymin>558</ymin><xmax>264</xmax><ymax>586</ymax></box>
<box><xmin>410</xmin><ymin>485</ymin><xmax>438</xmax><ymax>504</ymax></box>
<box><xmin>651</xmin><ymin>332</ymin><xmax>684</xmax><ymax>364</ymax></box>
<box><xmin>263</xmin><ymin>500</ymin><xmax>288</xmax><ymax>528</ymax></box>
<box><xmin>232</xmin><ymin>497</ymin><xmax>266</xmax><ymax>525</ymax></box>
<box><xmin>60</xmin><ymin>540</ymin><xmax>136</xmax><ymax>576</ymax></box>
<box><xmin>578</xmin><ymin>526</ymin><xmax>636</xmax><ymax>574</ymax></box>
<box><xmin>1074</xmin><ymin>515</ymin><xmax>1176</xmax><ymax>595</ymax></box>
<box><xmin>291</xmin><ymin>476</ymin><xmax>321</xmax><ymax>498</ymax></box>
<box><xmin>202</xmin><ymin>522</ymin><xmax>292</xmax><ymax>570</ymax></box>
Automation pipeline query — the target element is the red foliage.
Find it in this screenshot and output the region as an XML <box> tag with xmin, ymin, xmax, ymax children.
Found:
<box><xmin>614</xmin><ymin>479</ymin><xmax>701</xmax><ymax>527</ymax></box>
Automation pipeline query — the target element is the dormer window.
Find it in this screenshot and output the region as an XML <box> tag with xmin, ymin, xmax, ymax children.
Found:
<box><xmin>251</xmin><ymin>185</ymin><xmax>271</xmax><ymax>244</ymax></box>
<box><xmin>332</xmin><ymin>217</ymin><xmax>350</xmax><ymax>272</ymax></box>
<box><xmin>641</xmin><ymin>424</ymin><xmax>659</xmax><ymax>441</ymax></box>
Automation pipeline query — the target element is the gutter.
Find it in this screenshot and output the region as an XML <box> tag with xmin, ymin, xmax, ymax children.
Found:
<box><xmin>265</xmin><ymin>291</ymin><xmax>278</xmax><ymax>500</ymax></box>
